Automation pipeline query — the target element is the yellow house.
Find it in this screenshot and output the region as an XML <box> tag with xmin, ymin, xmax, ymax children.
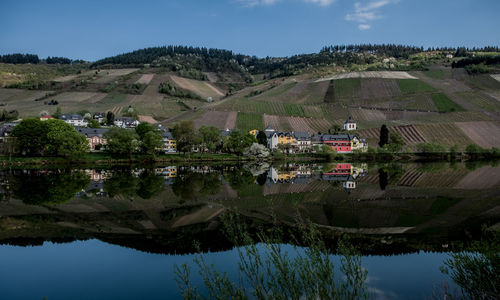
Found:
<box><xmin>249</xmin><ymin>129</ymin><xmax>259</xmax><ymax>136</ymax></box>
<box><xmin>278</xmin><ymin>133</ymin><xmax>296</xmax><ymax>145</ymax></box>
<box><xmin>278</xmin><ymin>171</ymin><xmax>296</xmax><ymax>181</ymax></box>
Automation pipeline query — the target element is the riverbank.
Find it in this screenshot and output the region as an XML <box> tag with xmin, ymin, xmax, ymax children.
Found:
<box><xmin>0</xmin><ymin>151</ymin><xmax>498</xmax><ymax>167</ymax></box>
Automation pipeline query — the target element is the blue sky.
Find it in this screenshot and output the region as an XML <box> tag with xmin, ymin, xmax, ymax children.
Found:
<box><xmin>1</xmin><ymin>0</ymin><xmax>499</xmax><ymax>61</ymax></box>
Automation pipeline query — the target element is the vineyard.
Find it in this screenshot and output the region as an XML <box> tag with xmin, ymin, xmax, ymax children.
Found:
<box><xmin>455</xmin><ymin>121</ymin><xmax>500</xmax><ymax>148</ymax></box>
<box><xmin>263</xmin><ymin>114</ymin><xmax>332</xmax><ymax>133</ymax></box>
<box><xmin>397</xmin><ymin>79</ymin><xmax>436</xmax><ymax>94</ymax></box>
<box><xmin>359</xmin><ymin>79</ymin><xmax>402</xmax><ymax>100</ymax></box>
<box><xmin>431</xmin><ymin>93</ymin><xmax>465</xmax><ymax>112</ymax></box>
<box><xmin>236</xmin><ymin>112</ymin><xmax>264</xmax><ymax>131</ymax></box>
<box><xmin>193</xmin><ymin>110</ymin><xmax>237</xmax><ymax>129</ymax></box>
<box><xmin>456</xmin><ymin>91</ymin><xmax>500</xmax><ymax>111</ymax></box>
<box><xmin>357</xmin><ymin>124</ymin><xmax>426</xmax><ymax>145</ymax></box>
<box><xmin>416</xmin><ymin>123</ymin><xmax>473</xmax><ymax>148</ymax></box>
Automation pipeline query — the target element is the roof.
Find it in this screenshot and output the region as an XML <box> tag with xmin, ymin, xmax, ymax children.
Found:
<box><xmin>345</xmin><ymin>116</ymin><xmax>355</xmax><ymax>124</ymax></box>
<box><xmin>0</xmin><ymin>123</ymin><xmax>18</xmax><ymax>136</ymax></box>
<box><xmin>292</xmin><ymin>131</ymin><xmax>310</xmax><ymax>140</ymax></box>
<box><xmin>76</xmin><ymin>127</ymin><xmax>109</xmax><ymax>138</ymax></box>
<box><xmin>61</xmin><ymin>114</ymin><xmax>84</xmax><ymax>121</ymax></box>
<box><xmin>321</xmin><ymin>134</ymin><xmax>355</xmax><ymax>141</ymax></box>
<box><xmin>221</xmin><ymin>129</ymin><xmax>232</xmax><ymax>137</ymax></box>
<box><xmin>264</xmin><ymin>126</ymin><xmax>275</xmax><ymax>132</ymax></box>
<box><xmin>115</xmin><ymin>117</ymin><xmax>137</xmax><ymax>122</ymax></box>
<box><xmin>162</xmin><ymin>131</ymin><xmax>174</xmax><ymax>139</ymax></box>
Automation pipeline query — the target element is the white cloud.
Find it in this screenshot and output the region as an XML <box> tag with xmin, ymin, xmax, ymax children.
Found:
<box><xmin>235</xmin><ymin>0</ymin><xmax>336</xmax><ymax>7</ymax></box>
<box><xmin>235</xmin><ymin>0</ymin><xmax>280</xmax><ymax>7</ymax></box>
<box><xmin>345</xmin><ymin>0</ymin><xmax>398</xmax><ymax>30</ymax></box>
<box><xmin>303</xmin><ymin>0</ymin><xmax>336</xmax><ymax>6</ymax></box>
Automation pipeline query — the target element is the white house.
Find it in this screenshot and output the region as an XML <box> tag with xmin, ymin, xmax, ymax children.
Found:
<box><xmin>343</xmin><ymin>116</ymin><xmax>357</xmax><ymax>131</ymax></box>
<box><xmin>60</xmin><ymin>114</ymin><xmax>88</xmax><ymax>127</ymax></box>
<box><xmin>114</xmin><ymin>117</ymin><xmax>140</xmax><ymax>128</ymax></box>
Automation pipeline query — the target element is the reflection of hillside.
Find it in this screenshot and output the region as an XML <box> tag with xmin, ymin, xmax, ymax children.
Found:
<box><xmin>0</xmin><ymin>163</ymin><xmax>499</xmax><ymax>256</ymax></box>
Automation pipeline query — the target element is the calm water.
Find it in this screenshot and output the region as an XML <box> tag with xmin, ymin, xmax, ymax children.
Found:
<box><xmin>0</xmin><ymin>162</ymin><xmax>498</xmax><ymax>299</ymax></box>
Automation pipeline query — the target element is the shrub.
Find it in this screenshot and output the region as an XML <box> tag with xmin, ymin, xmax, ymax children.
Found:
<box><xmin>416</xmin><ymin>143</ymin><xmax>446</xmax><ymax>153</ymax></box>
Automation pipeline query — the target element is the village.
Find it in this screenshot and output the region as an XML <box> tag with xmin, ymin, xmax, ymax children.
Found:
<box><xmin>0</xmin><ymin>113</ymin><xmax>368</xmax><ymax>155</ymax></box>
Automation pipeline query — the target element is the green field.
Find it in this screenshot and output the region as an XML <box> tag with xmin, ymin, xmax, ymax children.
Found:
<box><xmin>456</xmin><ymin>91</ymin><xmax>500</xmax><ymax>111</ymax></box>
<box><xmin>397</xmin><ymin>79</ymin><xmax>436</xmax><ymax>94</ymax></box>
<box><xmin>235</xmin><ymin>112</ymin><xmax>264</xmax><ymax>131</ymax></box>
<box><xmin>431</xmin><ymin>93</ymin><xmax>465</xmax><ymax>112</ymax></box>
<box><xmin>422</xmin><ymin>70</ymin><xmax>447</xmax><ymax>80</ymax></box>
<box><xmin>283</xmin><ymin>102</ymin><xmax>306</xmax><ymax>117</ymax></box>
<box><xmin>333</xmin><ymin>78</ymin><xmax>360</xmax><ymax>100</ymax></box>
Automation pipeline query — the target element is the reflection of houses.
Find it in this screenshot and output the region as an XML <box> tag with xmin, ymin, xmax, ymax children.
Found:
<box><xmin>321</xmin><ymin>163</ymin><xmax>367</xmax><ymax>190</ymax></box>
<box><xmin>268</xmin><ymin>165</ymin><xmax>313</xmax><ymax>184</ymax></box>
<box><xmin>76</xmin><ymin>128</ymin><xmax>108</xmax><ymax>151</ymax></box>
<box><xmin>84</xmin><ymin>169</ymin><xmax>110</xmax><ymax>182</ymax></box>
<box><xmin>155</xmin><ymin>166</ymin><xmax>177</xmax><ymax>178</ymax></box>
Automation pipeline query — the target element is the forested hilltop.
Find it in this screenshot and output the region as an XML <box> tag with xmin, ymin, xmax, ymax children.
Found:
<box><xmin>90</xmin><ymin>44</ymin><xmax>500</xmax><ymax>78</ymax></box>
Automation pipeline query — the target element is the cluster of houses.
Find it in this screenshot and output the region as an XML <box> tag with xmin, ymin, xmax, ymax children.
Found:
<box><xmin>254</xmin><ymin>117</ymin><xmax>367</xmax><ymax>153</ymax></box>
<box><xmin>0</xmin><ymin>113</ymin><xmax>367</xmax><ymax>154</ymax></box>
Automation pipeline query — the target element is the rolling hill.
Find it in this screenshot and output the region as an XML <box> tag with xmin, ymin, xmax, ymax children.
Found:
<box><xmin>0</xmin><ymin>45</ymin><xmax>500</xmax><ymax>150</ymax></box>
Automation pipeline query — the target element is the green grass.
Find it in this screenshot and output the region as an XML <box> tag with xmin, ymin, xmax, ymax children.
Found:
<box><xmin>464</xmin><ymin>74</ymin><xmax>500</xmax><ymax>90</ymax></box>
<box><xmin>99</xmin><ymin>93</ymin><xmax>127</xmax><ymax>104</ymax></box>
<box><xmin>236</xmin><ymin>112</ymin><xmax>264</xmax><ymax>131</ymax></box>
<box><xmin>423</xmin><ymin>70</ymin><xmax>446</xmax><ymax>79</ymax></box>
<box><xmin>333</xmin><ymin>78</ymin><xmax>360</xmax><ymax>100</ymax></box>
<box><xmin>456</xmin><ymin>91</ymin><xmax>500</xmax><ymax>111</ymax></box>
<box><xmin>283</xmin><ymin>102</ymin><xmax>306</xmax><ymax>117</ymax></box>
<box><xmin>397</xmin><ymin>79</ymin><xmax>436</xmax><ymax>94</ymax></box>
<box><xmin>429</xmin><ymin>196</ymin><xmax>460</xmax><ymax>214</ymax></box>
<box><xmin>431</xmin><ymin>93</ymin><xmax>465</xmax><ymax>112</ymax></box>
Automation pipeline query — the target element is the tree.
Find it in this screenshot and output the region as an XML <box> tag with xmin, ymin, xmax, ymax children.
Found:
<box><xmin>106</xmin><ymin>111</ymin><xmax>115</xmax><ymax>126</ymax></box>
<box><xmin>223</xmin><ymin>130</ymin><xmax>256</xmax><ymax>155</ymax></box>
<box><xmin>141</xmin><ymin>130</ymin><xmax>163</xmax><ymax>155</ymax></box>
<box><xmin>256</xmin><ymin>131</ymin><xmax>267</xmax><ymax>146</ymax></box>
<box><xmin>45</xmin><ymin>119</ymin><xmax>88</xmax><ymax>157</ymax></box>
<box><xmin>53</xmin><ymin>107</ymin><xmax>62</xmax><ymax>119</ymax></box>
<box><xmin>88</xmin><ymin>119</ymin><xmax>101</xmax><ymax>128</ymax></box>
<box><xmin>379</xmin><ymin>125</ymin><xmax>389</xmax><ymax>148</ymax></box>
<box><xmin>172</xmin><ymin>121</ymin><xmax>197</xmax><ymax>154</ymax></box>
<box><xmin>199</xmin><ymin>125</ymin><xmax>221</xmax><ymax>154</ymax></box>
<box><xmin>11</xmin><ymin>119</ymin><xmax>49</xmax><ymax>155</ymax></box>
<box><xmin>135</xmin><ymin>123</ymin><xmax>155</xmax><ymax>140</ymax></box>
<box><xmin>104</xmin><ymin>127</ymin><xmax>139</xmax><ymax>156</ymax></box>
<box><xmin>386</xmin><ymin>131</ymin><xmax>405</xmax><ymax>153</ymax></box>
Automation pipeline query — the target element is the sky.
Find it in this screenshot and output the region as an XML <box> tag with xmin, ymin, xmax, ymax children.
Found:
<box><xmin>1</xmin><ymin>0</ymin><xmax>499</xmax><ymax>61</ymax></box>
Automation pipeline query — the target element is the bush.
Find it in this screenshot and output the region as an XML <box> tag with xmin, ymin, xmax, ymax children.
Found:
<box><xmin>416</xmin><ymin>143</ymin><xmax>446</xmax><ymax>153</ymax></box>
<box><xmin>465</xmin><ymin>144</ymin><xmax>485</xmax><ymax>154</ymax></box>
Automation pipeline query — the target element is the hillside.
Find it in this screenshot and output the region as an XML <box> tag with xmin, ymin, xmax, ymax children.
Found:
<box><xmin>0</xmin><ymin>45</ymin><xmax>500</xmax><ymax>150</ymax></box>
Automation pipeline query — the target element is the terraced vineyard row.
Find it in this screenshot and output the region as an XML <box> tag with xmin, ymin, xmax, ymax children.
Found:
<box><xmin>391</xmin><ymin>125</ymin><xmax>427</xmax><ymax>144</ymax></box>
<box><xmin>263</xmin><ymin>114</ymin><xmax>332</xmax><ymax>133</ymax></box>
<box><xmin>416</xmin><ymin>123</ymin><xmax>473</xmax><ymax>148</ymax></box>
<box><xmin>236</xmin><ymin>112</ymin><xmax>264</xmax><ymax>131</ymax></box>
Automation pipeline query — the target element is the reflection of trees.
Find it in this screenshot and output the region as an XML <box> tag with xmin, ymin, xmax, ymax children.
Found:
<box><xmin>172</xmin><ymin>171</ymin><xmax>222</xmax><ymax>201</ymax></box>
<box><xmin>104</xmin><ymin>170</ymin><xmax>139</xmax><ymax>197</ymax></box>
<box><xmin>440</xmin><ymin>232</ymin><xmax>499</xmax><ymax>299</ymax></box>
<box><xmin>224</xmin><ymin>168</ymin><xmax>255</xmax><ymax>190</ymax></box>
<box><xmin>175</xmin><ymin>212</ymin><xmax>368</xmax><ymax>299</ymax></box>
<box><xmin>12</xmin><ymin>171</ymin><xmax>89</xmax><ymax>205</ymax></box>
<box><xmin>137</xmin><ymin>171</ymin><xmax>164</xmax><ymax>199</ymax></box>
<box><xmin>104</xmin><ymin>169</ymin><xmax>164</xmax><ymax>199</ymax></box>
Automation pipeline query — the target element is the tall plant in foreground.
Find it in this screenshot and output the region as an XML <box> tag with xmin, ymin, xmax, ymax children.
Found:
<box><xmin>174</xmin><ymin>211</ymin><xmax>368</xmax><ymax>299</ymax></box>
